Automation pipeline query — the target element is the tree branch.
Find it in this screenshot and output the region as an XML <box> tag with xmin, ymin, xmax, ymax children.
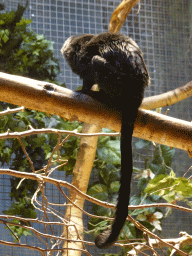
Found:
<box><xmin>1</xmin><ymin>169</ymin><xmax>192</xmax><ymax>215</ymax></box>
<box><xmin>128</xmin><ymin>231</ymin><xmax>192</xmax><ymax>255</ymax></box>
<box><xmin>142</xmin><ymin>81</ymin><xmax>192</xmax><ymax>110</ymax></box>
<box><xmin>1</xmin><ymin>72</ymin><xmax>192</xmax><ymax>154</ymax></box>
<box><xmin>109</xmin><ymin>0</ymin><xmax>141</xmax><ymax>32</ymax></box>
<box><xmin>1</xmin><ymin>169</ymin><xmax>192</xmax><ymax>255</ymax></box>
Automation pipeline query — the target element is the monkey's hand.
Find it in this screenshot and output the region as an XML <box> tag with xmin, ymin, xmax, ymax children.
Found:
<box><xmin>76</xmin><ymin>88</ymin><xmax>108</xmax><ymax>103</ymax></box>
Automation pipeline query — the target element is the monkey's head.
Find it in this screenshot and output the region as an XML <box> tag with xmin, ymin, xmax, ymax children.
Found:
<box><xmin>61</xmin><ymin>34</ymin><xmax>94</xmax><ymax>75</ymax></box>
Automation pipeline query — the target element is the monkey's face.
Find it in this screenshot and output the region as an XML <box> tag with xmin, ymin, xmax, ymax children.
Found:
<box><xmin>61</xmin><ymin>36</ymin><xmax>77</xmax><ymax>70</ymax></box>
<box><xmin>61</xmin><ymin>34</ymin><xmax>94</xmax><ymax>75</ymax></box>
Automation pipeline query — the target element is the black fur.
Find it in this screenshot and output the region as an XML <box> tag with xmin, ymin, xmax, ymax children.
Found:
<box><xmin>61</xmin><ymin>32</ymin><xmax>149</xmax><ymax>249</ymax></box>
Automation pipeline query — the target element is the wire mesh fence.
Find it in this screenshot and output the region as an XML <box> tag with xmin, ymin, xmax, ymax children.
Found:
<box><xmin>0</xmin><ymin>0</ymin><xmax>192</xmax><ymax>255</ymax></box>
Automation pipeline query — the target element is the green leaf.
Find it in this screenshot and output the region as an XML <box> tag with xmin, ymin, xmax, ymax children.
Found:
<box><xmin>149</xmin><ymin>162</ymin><xmax>167</xmax><ymax>175</ymax></box>
<box><xmin>120</xmin><ymin>221</ymin><xmax>136</xmax><ymax>239</ymax></box>
<box><xmin>2</xmin><ymin>29</ymin><xmax>9</xmax><ymax>43</ymax></box>
<box><xmin>191</xmin><ymin>2</ymin><xmax>192</xmax><ymax>15</ymax></box>
<box><xmin>163</xmin><ymin>190</ymin><xmax>176</xmax><ymax>203</ymax></box>
<box><xmin>137</xmin><ymin>177</ymin><xmax>149</xmax><ymax>191</ymax></box>
<box><xmin>32</xmin><ymin>135</ymin><xmax>46</xmax><ymax>147</ymax></box>
<box><xmin>99</xmin><ymin>164</ymin><xmax>119</xmax><ymax>186</ymax></box>
<box><xmin>175</xmin><ymin>179</ymin><xmax>192</xmax><ymax>197</ymax></box>
<box><xmin>135</xmin><ymin>139</ymin><xmax>151</xmax><ymax>150</ymax></box>
<box><xmin>129</xmin><ymin>195</ymin><xmax>141</xmax><ymax>206</ymax></box>
<box><xmin>161</xmin><ymin>145</ymin><xmax>175</xmax><ymax>166</ymax></box>
<box><xmin>23</xmin><ymin>229</ymin><xmax>32</xmax><ymax>236</ymax></box>
<box><xmin>110</xmin><ymin>181</ymin><xmax>120</xmax><ymax>193</ymax></box>
<box><xmin>97</xmin><ymin>140</ymin><xmax>121</xmax><ymax>165</ymax></box>
<box><xmin>3</xmin><ymin>147</ymin><xmax>12</xmax><ymax>162</ymax></box>
<box><xmin>17</xmin><ymin>17</ymin><xmax>32</xmax><ymax>26</ymax></box>
<box><xmin>42</xmin><ymin>144</ymin><xmax>52</xmax><ymax>159</ymax></box>
<box><xmin>36</xmin><ymin>34</ymin><xmax>45</xmax><ymax>41</ymax></box>
<box><xmin>145</xmin><ymin>171</ymin><xmax>192</xmax><ymax>199</ymax></box>
<box><xmin>87</xmin><ymin>184</ymin><xmax>108</xmax><ymax>201</ymax></box>
<box><xmin>145</xmin><ymin>174</ymin><xmax>174</xmax><ymax>195</ymax></box>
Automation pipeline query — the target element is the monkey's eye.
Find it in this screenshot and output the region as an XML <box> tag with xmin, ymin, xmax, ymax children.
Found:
<box><xmin>73</xmin><ymin>54</ymin><xmax>77</xmax><ymax>64</ymax></box>
<box><xmin>75</xmin><ymin>43</ymin><xmax>82</xmax><ymax>52</ymax></box>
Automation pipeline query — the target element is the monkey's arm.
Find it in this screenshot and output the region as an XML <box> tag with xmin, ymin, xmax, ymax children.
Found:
<box><xmin>92</xmin><ymin>55</ymin><xmax>126</xmax><ymax>75</ymax></box>
<box><xmin>77</xmin><ymin>87</ymin><xmax>109</xmax><ymax>104</ymax></box>
<box><xmin>76</xmin><ymin>55</ymin><xmax>113</xmax><ymax>103</ymax></box>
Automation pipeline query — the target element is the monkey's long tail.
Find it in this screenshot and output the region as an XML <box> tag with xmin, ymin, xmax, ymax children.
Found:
<box><xmin>95</xmin><ymin>110</ymin><xmax>137</xmax><ymax>249</ymax></box>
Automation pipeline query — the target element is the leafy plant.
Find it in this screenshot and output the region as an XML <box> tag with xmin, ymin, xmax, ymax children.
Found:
<box><xmin>87</xmin><ymin>135</ymin><xmax>177</xmax><ymax>255</ymax></box>
<box><xmin>0</xmin><ymin>2</ymin><xmax>60</xmax><ymax>82</ymax></box>
<box><xmin>0</xmin><ymin>4</ymin><xmax>191</xmax><ymax>255</ymax></box>
<box><xmin>0</xmin><ymin>2</ymin><xmax>78</xmax><ymax>240</ymax></box>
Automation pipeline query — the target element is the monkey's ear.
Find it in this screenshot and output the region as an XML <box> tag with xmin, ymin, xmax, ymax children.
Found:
<box><xmin>91</xmin><ymin>55</ymin><xmax>108</xmax><ymax>68</ymax></box>
<box><xmin>92</xmin><ymin>55</ymin><xmax>123</xmax><ymax>75</ymax></box>
<box><xmin>91</xmin><ymin>55</ymin><xmax>115</xmax><ymax>74</ymax></box>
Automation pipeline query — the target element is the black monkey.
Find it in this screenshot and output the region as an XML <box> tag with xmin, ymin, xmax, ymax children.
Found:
<box><xmin>61</xmin><ymin>32</ymin><xmax>149</xmax><ymax>249</ymax></box>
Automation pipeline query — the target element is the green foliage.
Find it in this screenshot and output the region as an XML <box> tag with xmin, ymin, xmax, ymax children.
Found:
<box><xmin>5</xmin><ymin>219</ymin><xmax>32</xmax><ymax>242</ymax></box>
<box><xmin>4</xmin><ymin>198</ymin><xmax>37</xmax><ymax>218</ymax></box>
<box><xmin>87</xmin><ymin>136</ymin><xmax>178</xmax><ymax>255</ymax></box>
<box><xmin>145</xmin><ymin>171</ymin><xmax>192</xmax><ymax>201</ymax></box>
<box><xmin>97</xmin><ymin>135</ymin><xmax>121</xmax><ymax>165</ymax></box>
<box><xmin>0</xmin><ymin>108</ymin><xmax>80</xmax><ymax>220</ymax></box>
<box><xmin>88</xmin><ymin>184</ymin><xmax>108</xmax><ymax>201</ymax></box>
<box><xmin>0</xmin><ymin>3</ymin><xmax>60</xmax><ymax>82</ymax></box>
<box><xmin>0</xmin><ymin>5</ymin><xmax>190</xmax><ymax>254</ymax></box>
<box><xmin>0</xmin><ymin>2</ymin><xmax>75</xmax><ymax>241</ymax></box>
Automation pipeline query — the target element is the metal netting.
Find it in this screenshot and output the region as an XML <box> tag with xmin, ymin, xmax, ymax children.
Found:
<box><xmin>0</xmin><ymin>0</ymin><xmax>192</xmax><ymax>255</ymax></box>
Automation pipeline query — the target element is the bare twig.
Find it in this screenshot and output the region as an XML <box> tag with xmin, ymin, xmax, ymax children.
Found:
<box><xmin>0</xmin><ymin>239</ymin><xmax>46</xmax><ymax>256</ymax></box>
<box><xmin>0</xmin><ymin>127</ymin><xmax>119</xmax><ymax>140</ymax></box>
<box><xmin>127</xmin><ymin>215</ymin><xmax>189</xmax><ymax>256</ymax></box>
<box><xmin>0</xmin><ymin>239</ymin><xmax>92</xmax><ymax>255</ymax></box>
<box><xmin>0</xmin><ymin>106</ymin><xmax>24</xmax><ymax>116</ymax></box>
<box><xmin>0</xmin><ymin>219</ymin><xmax>20</xmax><ymax>243</ymax></box>
<box><xmin>128</xmin><ymin>232</ymin><xmax>192</xmax><ymax>255</ymax></box>
<box><xmin>1</xmin><ymin>169</ymin><xmax>192</xmax><ymax>214</ymax></box>
<box><xmin>17</xmin><ymin>137</ymin><xmax>35</xmax><ymax>172</ymax></box>
<box><xmin>143</xmin><ymin>232</ymin><xmax>159</xmax><ymax>256</ymax></box>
